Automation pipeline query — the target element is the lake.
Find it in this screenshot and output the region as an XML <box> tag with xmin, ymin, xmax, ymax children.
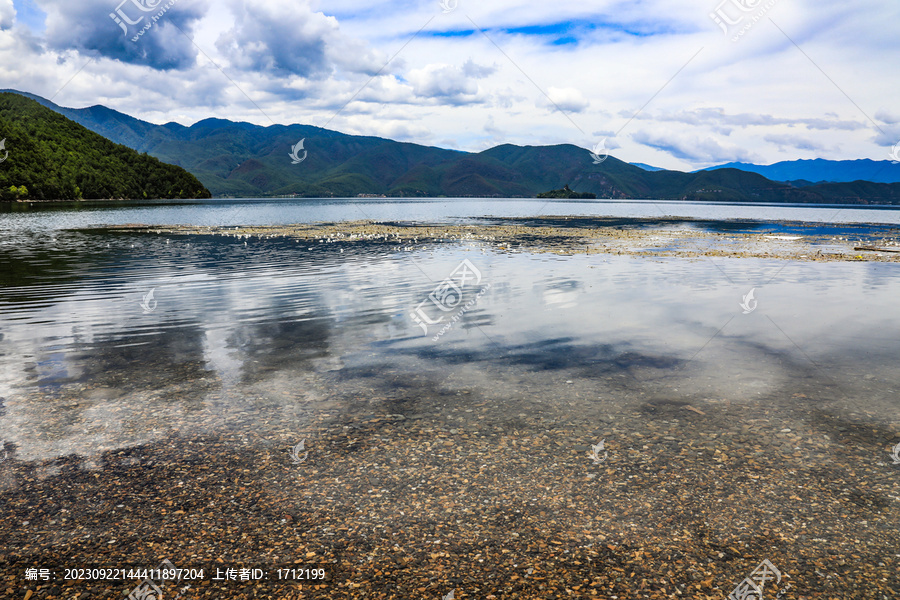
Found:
<box><xmin>1</xmin><ymin>198</ymin><xmax>898</xmax><ymax>599</ymax></box>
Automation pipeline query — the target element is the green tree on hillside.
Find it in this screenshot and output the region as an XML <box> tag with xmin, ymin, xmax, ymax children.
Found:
<box><xmin>0</xmin><ymin>93</ymin><xmax>211</xmax><ymax>201</ymax></box>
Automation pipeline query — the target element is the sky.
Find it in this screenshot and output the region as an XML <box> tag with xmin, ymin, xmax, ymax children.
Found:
<box><xmin>1</xmin><ymin>0</ymin><xmax>898</xmax><ymax>170</ymax></box>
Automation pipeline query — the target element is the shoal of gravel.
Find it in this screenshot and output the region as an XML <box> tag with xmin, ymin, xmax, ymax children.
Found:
<box><xmin>103</xmin><ymin>217</ymin><xmax>900</xmax><ymax>262</ymax></box>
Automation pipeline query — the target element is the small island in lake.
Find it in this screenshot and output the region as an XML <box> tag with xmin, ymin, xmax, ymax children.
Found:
<box><xmin>536</xmin><ymin>184</ymin><xmax>596</xmax><ymax>199</ymax></box>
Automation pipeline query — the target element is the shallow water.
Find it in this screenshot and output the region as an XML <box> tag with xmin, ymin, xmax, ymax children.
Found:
<box><xmin>1</xmin><ymin>223</ymin><xmax>898</xmax><ymax>461</ymax></box>
<box><xmin>1</xmin><ymin>200</ymin><xmax>899</xmax><ymax>598</ymax></box>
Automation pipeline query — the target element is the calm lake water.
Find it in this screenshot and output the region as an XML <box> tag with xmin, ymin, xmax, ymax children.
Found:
<box><xmin>1</xmin><ymin>199</ymin><xmax>898</xmax><ymax>597</ymax></box>
<box><xmin>0</xmin><ymin>200</ymin><xmax>900</xmax><ymax>452</ymax></box>
<box><xmin>2</xmin><ymin>198</ymin><xmax>899</xmax><ymax>457</ymax></box>
<box><xmin>5</xmin><ymin>197</ymin><xmax>900</xmax><ymax>229</ymax></box>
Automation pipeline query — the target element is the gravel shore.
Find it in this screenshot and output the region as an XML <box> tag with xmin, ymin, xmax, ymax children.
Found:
<box><xmin>2</xmin><ymin>364</ymin><xmax>898</xmax><ymax>599</ymax></box>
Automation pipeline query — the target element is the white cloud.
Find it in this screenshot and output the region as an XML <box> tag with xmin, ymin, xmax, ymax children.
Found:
<box><xmin>41</xmin><ymin>0</ymin><xmax>210</xmax><ymax>70</ymax></box>
<box><xmin>639</xmin><ymin>108</ymin><xmax>865</xmax><ymax>132</ymax></box>
<box><xmin>875</xmin><ymin>110</ymin><xmax>900</xmax><ymax>126</ymax></box>
<box><xmin>0</xmin><ymin>0</ymin><xmax>898</xmax><ymax>169</ymax></box>
<box><xmin>215</xmin><ymin>0</ymin><xmax>384</xmax><ymax>79</ymax></box>
<box><xmin>538</xmin><ymin>86</ymin><xmax>589</xmax><ymax>113</ymax></box>
<box><xmin>0</xmin><ymin>0</ymin><xmax>14</xmax><ymax>30</ymax></box>
<box><xmin>342</xmin><ymin>112</ymin><xmax>433</xmax><ymax>143</ymax></box>
<box><xmin>872</xmin><ymin>125</ymin><xmax>900</xmax><ymax>149</ymax></box>
<box><xmin>632</xmin><ymin>129</ymin><xmax>764</xmax><ymax>165</ymax></box>
<box><xmin>407</xmin><ymin>62</ymin><xmax>489</xmax><ymax>105</ymax></box>
<box><xmin>462</xmin><ymin>58</ymin><xmax>496</xmax><ymax>78</ymax></box>
<box><xmin>763</xmin><ymin>133</ymin><xmax>831</xmax><ymax>153</ymax></box>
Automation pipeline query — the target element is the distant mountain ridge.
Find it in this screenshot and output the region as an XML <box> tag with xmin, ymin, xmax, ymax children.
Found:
<box><xmin>6</xmin><ymin>89</ymin><xmax>900</xmax><ymax>204</ymax></box>
<box><xmin>630</xmin><ymin>162</ymin><xmax>666</xmax><ymax>172</ymax></box>
<box><xmin>701</xmin><ymin>158</ymin><xmax>900</xmax><ymax>185</ymax></box>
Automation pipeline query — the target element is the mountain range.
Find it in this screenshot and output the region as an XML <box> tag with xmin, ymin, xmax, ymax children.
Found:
<box><xmin>699</xmin><ymin>159</ymin><xmax>900</xmax><ymax>185</ymax></box>
<box><xmin>5</xmin><ymin>89</ymin><xmax>900</xmax><ymax>204</ymax></box>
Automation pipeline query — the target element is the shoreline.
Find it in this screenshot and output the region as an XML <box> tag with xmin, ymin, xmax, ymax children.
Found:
<box><xmin>7</xmin><ymin>197</ymin><xmax>900</xmax><ymax>208</ymax></box>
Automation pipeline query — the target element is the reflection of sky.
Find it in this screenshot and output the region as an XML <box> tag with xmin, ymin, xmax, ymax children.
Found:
<box><xmin>2</xmin><ymin>228</ymin><xmax>900</xmax><ymax>462</ymax></box>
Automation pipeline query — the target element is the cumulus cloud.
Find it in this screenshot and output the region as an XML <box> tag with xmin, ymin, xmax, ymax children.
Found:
<box><xmin>41</xmin><ymin>0</ymin><xmax>210</xmax><ymax>70</ymax></box>
<box><xmin>0</xmin><ymin>0</ymin><xmax>14</xmax><ymax>30</ymax></box>
<box><xmin>215</xmin><ymin>0</ymin><xmax>383</xmax><ymax>79</ymax></box>
<box><xmin>872</xmin><ymin>125</ymin><xmax>900</xmax><ymax>149</ymax></box>
<box><xmin>407</xmin><ymin>60</ymin><xmax>493</xmax><ymax>105</ymax></box>
<box><xmin>538</xmin><ymin>86</ymin><xmax>589</xmax><ymax>113</ymax></box>
<box><xmin>875</xmin><ymin>110</ymin><xmax>899</xmax><ymax>125</ymax></box>
<box><xmin>462</xmin><ymin>59</ymin><xmax>497</xmax><ymax>78</ymax></box>
<box><xmin>342</xmin><ymin>112</ymin><xmax>432</xmax><ymax>143</ymax></box>
<box><xmin>493</xmin><ymin>86</ymin><xmax>525</xmax><ymax>110</ymax></box>
<box><xmin>591</xmin><ymin>132</ymin><xmax>621</xmax><ymax>150</ymax></box>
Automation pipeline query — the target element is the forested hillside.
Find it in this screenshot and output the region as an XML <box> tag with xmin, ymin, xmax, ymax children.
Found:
<box><xmin>0</xmin><ymin>93</ymin><xmax>210</xmax><ymax>201</ymax></box>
